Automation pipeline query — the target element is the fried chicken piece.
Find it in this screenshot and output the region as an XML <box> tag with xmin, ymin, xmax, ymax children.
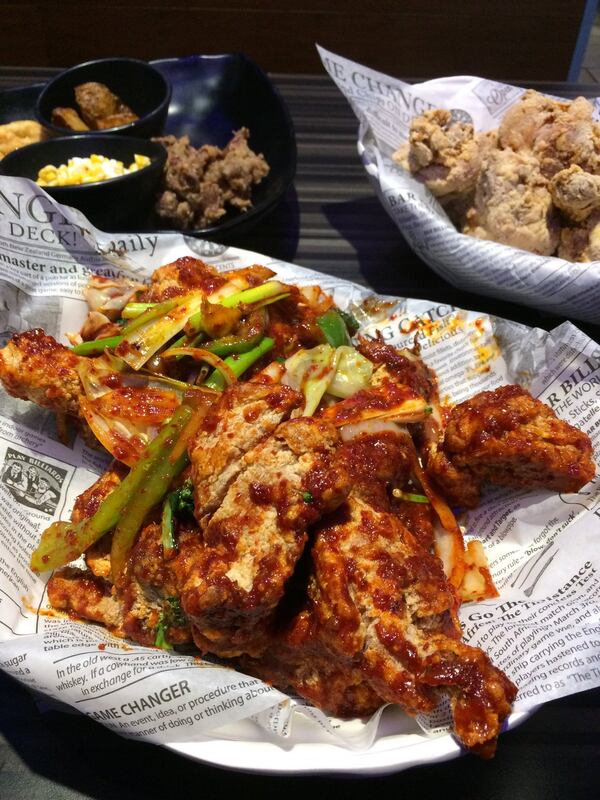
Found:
<box><xmin>240</xmin><ymin>609</ymin><xmax>383</xmax><ymax>718</ymax></box>
<box><xmin>463</xmin><ymin>148</ymin><xmax>559</xmax><ymax>255</ymax></box>
<box><xmin>428</xmin><ymin>385</ymin><xmax>595</xmax><ymax>508</ymax></box>
<box><xmin>393</xmin><ymin>109</ymin><xmax>488</xmax><ymax>199</ymax></box>
<box><xmin>0</xmin><ymin>119</ymin><xmax>48</xmax><ymax>158</ymax></box>
<box><xmin>71</xmin><ymin>464</ymin><xmax>125</xmax><ymax>525</ymax></box>
<box><xmin>190</xmin><ymin>382</ymin><xmax>301</xmax><ymax>525</ymax></box>
<box><xmin>310</xmin><ymin>430</ymin><xmax>517</xmax><ymax>756</ymax></box>
<box><xmin>48</xmin><ymin>567</ymin><xmax>125</xmax><ymax>635</ymax></box>
<box><xmin>57</xmin><ymin>461</ymin><xmax>195</xmax><ymax>646</ymax></box>
<box><xmin>118</xmin><ymin>522</ymin><xmax>194</xmax><ymax>647</ymax></box>
<box><xmin>499</xmin><ymin>90</ymin><xmax>600</xmax><ymax>178</ymax></box>
<box><xmin>0</xmin><ymin>329</ymin><xmax>84</xmax><ymax>417</ymax></box>
<box><xmin>357</xmin><ymin>335</ymin><xmax>439</xmax><ymax>402</ymax></box>
<box><xmin>558</xmin><ymin>211</ymin><xmax>600</xmax><ymax>261</ymax></box>
<box><xmin>49</xmin><ymin>524</ymin><xmax>195</xmax><ymax>648</ymax></box>
<box><xmin>549</xmin><ymin>164</ymin><xmax>600</xmax><ymax>222</ymax></box>
<box><xmin>51</xmin><ymin>107</ymin><xmax>89</xmax><ymax>131</ymax></box>
<box><xmin>74</xmin><ymin>82</ymin><xmax>137</xmax><ymax>130</ymax></box>
<box><xmin>182</xmin><ymin>417</ymin><xmax>349</xmax><ymax>658</ymax></box>
<box><xmin>138</xmin><ymin>256</ymin><xmax>228</xmax><ymax>302</ymax></box>
<box><xmin>391</xmin><ymin>495</ymin><xmax>436</xmax><ymax>550</ymax></box>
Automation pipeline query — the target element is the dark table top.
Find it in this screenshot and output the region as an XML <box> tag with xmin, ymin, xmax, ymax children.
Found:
<box><xmin>0</xmin><ymin>69</ymin><xmax>599</xmax><ymax>799</ymax></box>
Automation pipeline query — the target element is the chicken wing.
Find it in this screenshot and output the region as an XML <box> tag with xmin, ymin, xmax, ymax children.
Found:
<box><xmin>427</xmin><ymin>384</ymin><xmax>595</xmax><ymax>508</ymax></box>
<box><xmin>463</xmin><ymin>148</ymin><xmax>559</xmax><ymax>255</ymax></box>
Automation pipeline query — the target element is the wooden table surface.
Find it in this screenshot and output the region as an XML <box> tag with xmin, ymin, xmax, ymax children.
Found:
<box><xmin>0</xmin><ymin>69</ymin><xmax>599</xmax><ymax>799</ymax></box>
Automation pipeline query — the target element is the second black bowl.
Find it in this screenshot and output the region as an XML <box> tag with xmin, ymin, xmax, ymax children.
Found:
<box><xmin>35</xmin><ymin>58</ymin><xmax>171</xmax><ymax>138</ymax></box>
<box><xmin>0</xmin><ymin>134</ymin><xmax>167</xmax><ymax>231</ymax></box>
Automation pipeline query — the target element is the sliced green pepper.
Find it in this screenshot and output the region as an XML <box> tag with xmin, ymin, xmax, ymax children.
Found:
<box><xmin>71</xmin><ymin>335</ymin><xmax>124</xmax><ymax>356</ymax></box>
<box><xmin>203</xmin><ymin>308</ymin><xmax>267</xmax><ymax>357</ymax></box>
<box><xmin>110</xmin><ymin>425</ymin><xmax>193</xmax><ymax>583</ymax></box>
<box><xmin>316</xmin><ymin>309</ymin><xmax>351</xmax><ymax>348</ymax></box>
<box><xmin>204</xmin><ymin>337</ymin><xmax>275</xmax><ymax>391</ymax></box>
<box><xmin>122</xmin><ymin>302</ymin><xmax>157</xmax><ymax>320</ymax></box>
<box><xmin>30</xmin><ymin>404</ymin><xmax>194</xmax><ymax>573</ymax></box>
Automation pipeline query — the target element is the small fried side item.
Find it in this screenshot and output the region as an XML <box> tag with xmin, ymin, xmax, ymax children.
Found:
<box><xmin>74</xmin><ymin>82</ymin><xmax>138</xmax><ymax>130</ymax></box>
<box><xmin>51</xmin><ymin>107</ymin><xmax>89</xmax><ymax>132</ymax></box>
<box><xmin>0</xmin><ymin>119</ymin><xmax>47</xmax><ymax>159</ymax></box>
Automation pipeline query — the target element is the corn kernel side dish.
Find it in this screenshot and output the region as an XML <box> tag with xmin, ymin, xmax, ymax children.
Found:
<box><xmin>36</xmin><ymin>153</ymin><xmax>151</xmax><ymax>186</ymax></box>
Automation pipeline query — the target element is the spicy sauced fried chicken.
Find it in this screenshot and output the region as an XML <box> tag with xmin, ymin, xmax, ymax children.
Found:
<box><xmin>309</xmin><ymin>429</ymin><xmax>517</xmax><ymax>757</ymax></box>
<box><xmin>4</xmin><ymin>258</ymin><xmax>595</xmax><ymax>757</ymax></box>
<box><xmin>428</xmin><ymin>384</ymin><xmax>595</xmax><ymax>508</ymax></box>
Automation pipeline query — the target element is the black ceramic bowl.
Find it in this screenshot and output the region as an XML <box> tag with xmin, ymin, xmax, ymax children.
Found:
<box><xmin>151</xmin><ymin>54</ymin><xmax>297</xmax><ymax>238</ymax></box>
<box><xmin>35</xmin><ymin>58</ymin><xmax>171</xmax><ymax>138</ymax></box>
<box><xmin>0</xmin><ymin>134</ymin><xmax>167</xmax><ymax>231</ymax></box>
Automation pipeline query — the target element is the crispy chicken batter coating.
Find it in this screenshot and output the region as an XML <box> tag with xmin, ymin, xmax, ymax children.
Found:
<box><xmin>428</xmin><ymin>384</ymin><xmax>595</xmax><ymax>508</ymax></box>
<box><xmin>498</xmin><ymin>90</ymin><xmax>600</xmax><ymax>179</ymax></box>
<box><xmin>394</xmin><ymin>109</ymin><xmax>487</xmax><ymax>199</ymax></box>
<box><xmin>558</xmin><ymin>211</ymin><xmax>600</xmax><ymax>262</ymax></box>
<box><xmin>549</xmin><ymin>164</ymin><xmax>600</xmax><ymax>222</ymax></box>
<box><xmin>463</xmin><ymin>149</ymin><xmax>559</xmax><ymax>256</ymax></box>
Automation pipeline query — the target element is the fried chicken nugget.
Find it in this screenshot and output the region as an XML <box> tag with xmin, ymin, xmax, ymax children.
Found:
<box><xmin>0</xmin><ymin>120</ymin><xmax>47</xmax><ymax>159</ymax></box>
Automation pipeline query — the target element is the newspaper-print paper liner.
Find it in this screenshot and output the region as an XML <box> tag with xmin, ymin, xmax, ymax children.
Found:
<box><xmin>317</xmin><ymin>45</ymin><xmax>600</xmax><ymax>326</ymax></box>
<box><xmin>0</xmin><ymin>177</ymin><xmax>599</xmax><ymax>774</ymax></box>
